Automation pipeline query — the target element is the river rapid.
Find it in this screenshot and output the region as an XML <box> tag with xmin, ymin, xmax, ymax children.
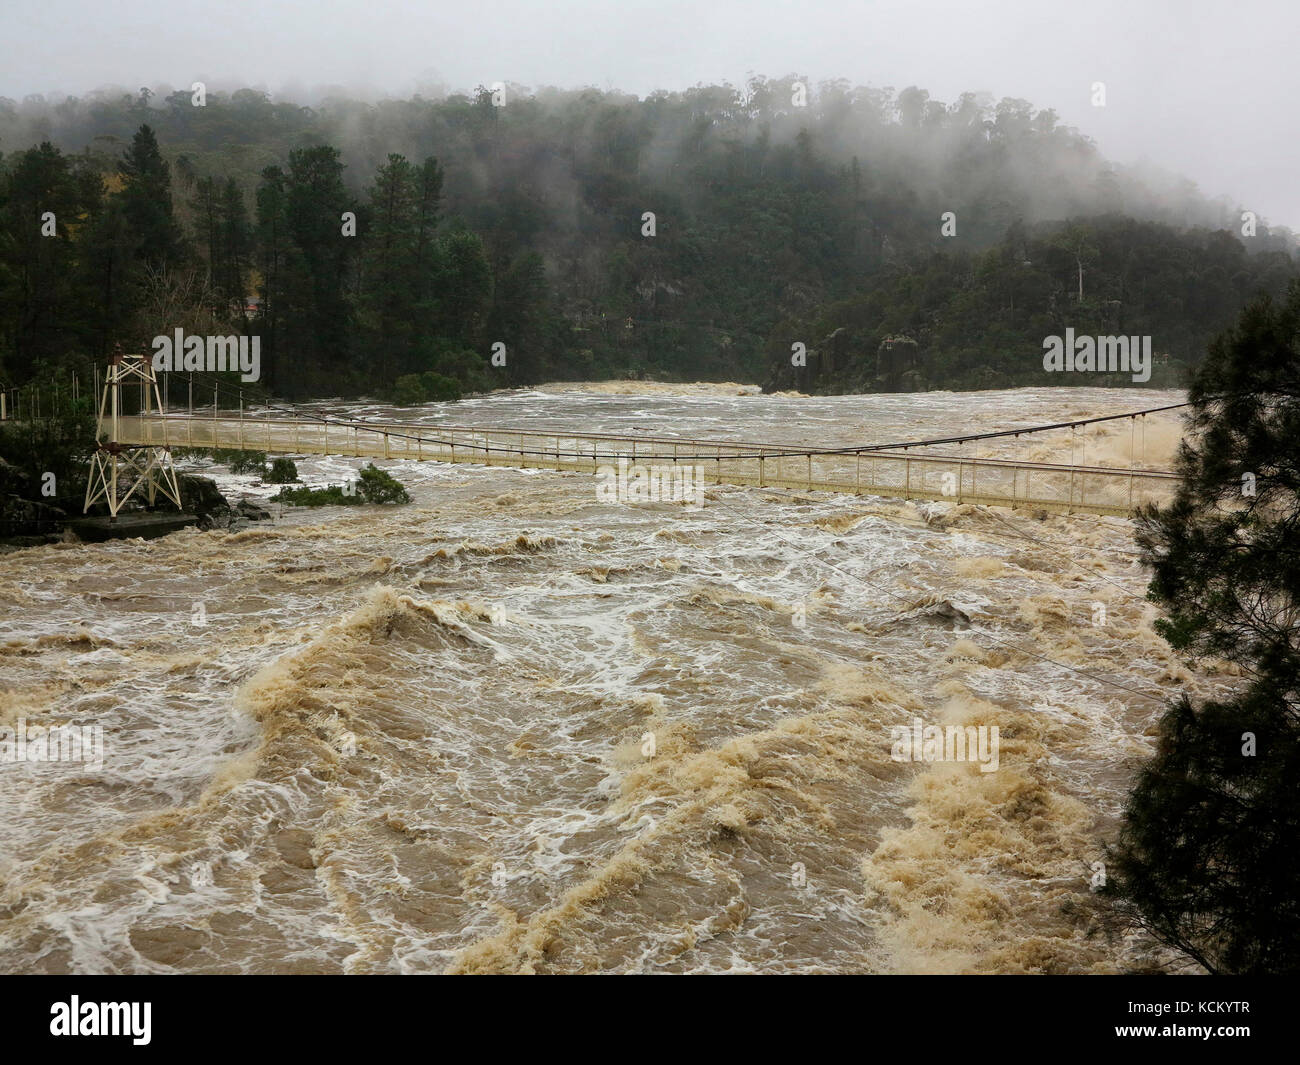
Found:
<box><xmin>0</xmin><ymin>384</ymin><xmax>1226</xmax><ymax>973</ymax></box>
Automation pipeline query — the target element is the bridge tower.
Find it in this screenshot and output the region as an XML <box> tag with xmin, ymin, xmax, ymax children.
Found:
<box><xmin>84</xmin><ymin>346</ymin><xmax>183</xmax><ymax>519</ymax></box>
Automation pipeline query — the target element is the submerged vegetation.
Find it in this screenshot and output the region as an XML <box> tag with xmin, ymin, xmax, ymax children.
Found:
<box><xmin>272</xmin><ymin>463</ymin><xmax>409</xmax><ymax>506</ymax></box>
<box><xmin>266</xmin><ymin>457</ymin><xmax>299</xmax><ymax>483</ymax></box>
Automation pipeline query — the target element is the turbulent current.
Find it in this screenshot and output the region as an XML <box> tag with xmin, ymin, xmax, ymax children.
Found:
<box><xmin>0</xmin><ymin>384</ymin><xmax>1230</xmax><ymax>974</ymax></box>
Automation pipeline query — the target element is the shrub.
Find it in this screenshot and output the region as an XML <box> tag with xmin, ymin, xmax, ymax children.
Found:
<box><xmin>208</xmin><ymin>449</ymin><xmax>268</xmax><ymax>474</ymax></box>
<box><xmin>266</xmin><ymin>457</ymin><xmax>298</xmax><ymax>483</ymax></box>
<box><xmin>391</xmin><ymin>371</ymin><xmax>463</xmax><ymax>406</ymax></box>
<box><xmin>272</xmin><ymin>464</ymin><xmax>409</xmax><ymax>507</ymax></box>
<box><xmin>356</xmin><ymin>463</ymin><xmax>410</xmax><ymax>504</ymax></box>
<box><xmin>0</xmin><ymin>398</ymin><xmax>95</xmax><ymax>512</ymax></box>
<box><xmin>271</xmin><ymin>484</ymin><xmax>358</xmax><ymax>507</ymax></box>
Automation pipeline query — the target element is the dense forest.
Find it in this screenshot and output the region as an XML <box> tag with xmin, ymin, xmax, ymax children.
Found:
<box><xmin>1</xmin><ymin>78</ymin><xmax>1296</xmax><ymax>400</ymax></box>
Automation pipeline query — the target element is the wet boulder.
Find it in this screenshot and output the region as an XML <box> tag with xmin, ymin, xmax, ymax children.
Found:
<box><xmin>177</xmin><ymin>474</ymin><xmax>237</xmax><ymax>530</ymax></box>
<box><xmin>236</xmin><ymin>499</ymin><xmax>272</xmax><ymax>521</ymax></box>
<box><xmin>177</xmin><ymin>474</ymin><xmax>230</xmax><ymax>520</ymax></box>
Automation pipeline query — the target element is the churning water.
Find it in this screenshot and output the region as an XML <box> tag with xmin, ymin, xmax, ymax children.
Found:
<box><xmin>0</xmin><ymin>385</ymin><xmax>1226</xmax><ymax>973</ymax></box>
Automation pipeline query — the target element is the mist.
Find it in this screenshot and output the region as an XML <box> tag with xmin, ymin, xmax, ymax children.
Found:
<box><xmin>1</xmin><ymin>0</ymin><xmax>1297</xmax><ymax>229</ymax></box>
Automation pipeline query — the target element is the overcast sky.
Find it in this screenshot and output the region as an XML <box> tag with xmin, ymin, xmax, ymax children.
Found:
<box><xmin>3</xmin><ymin>0</ymin><xmax>1297</xmax><ymax>228</ymax></box>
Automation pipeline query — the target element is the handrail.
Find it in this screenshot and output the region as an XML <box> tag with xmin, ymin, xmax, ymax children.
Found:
<box><xmin>124</xmin><ymin>413</ymin><xmax>1178</xmax><ymax>475</ymax></box>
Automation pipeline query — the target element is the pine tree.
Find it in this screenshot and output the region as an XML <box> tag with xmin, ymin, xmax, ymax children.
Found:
<box><xmin>217</xmin><ymin>178</ymin><xmax>252</xmax><ymax>312</ymax></box>
<box><xmin>360</xmin><ymin>154</ymin><xmax>417</xmax><ymax>384</ymax></box>
<box><xmin>191</xmin><ymin>175</ymin><xmax>222</xmax><ymax>293</ymax></box>
<box><xmin>119</xmin><ymin>124</ymin><xmax>184</xmax><ymax>271</ymax></box>
<box><xmin>1108</xmin><ymin>280</ymin><xmax>1300</xmax><ymax>974</ymax></box>
<box><xmin>488</xmin><ymin>251</ymin><xmax>550</xmax><ymax>385</ymax></box>
<box><xmin>413</xmin><ymin>156</ymin><xmax>444</xmax><ymax>305</ymax></box>
<box><xmin>0</xmin><ymin>143</ymin><xmax>94</xmax><ymax>373</ymax></box>
<box><xmin>255</xmin><ymin>165</ymin><xmax>289</xmax><ymax>393</ymax></box>
<box><xmin>284</xmin><ymin>146</ymin><xmax>355</xmax><ymax>382</ymax></box>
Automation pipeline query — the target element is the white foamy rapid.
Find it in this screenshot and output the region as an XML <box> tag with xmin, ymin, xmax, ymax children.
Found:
<box><xmin>0</xmin><ymin>386</ymin><xmax>1226</xmax><ymax>973</ymax></box>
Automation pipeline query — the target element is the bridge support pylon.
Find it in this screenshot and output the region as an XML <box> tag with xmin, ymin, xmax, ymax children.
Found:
<box><xmin>84</xmin><ymin>346</ymin><xmax>182</xmax><ymax>520</ymax></box>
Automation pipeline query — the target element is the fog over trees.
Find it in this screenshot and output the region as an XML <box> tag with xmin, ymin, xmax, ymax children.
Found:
<box><xmin>2</xmin><ymin>78</ymin><xmax>1296</xmax><ymax>398</ymax></box>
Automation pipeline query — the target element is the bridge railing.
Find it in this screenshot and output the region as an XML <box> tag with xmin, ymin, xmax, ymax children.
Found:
<box><xmin>115</xmin><ymin>414</ymin><xmax>1177</xmax><ymax>516</ymax></box>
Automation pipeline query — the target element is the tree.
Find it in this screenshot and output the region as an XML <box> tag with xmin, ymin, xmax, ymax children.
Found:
<box><xmin>78</xmin><ymin>193</ymin><xmax>136</xmax><ymax>358</ymax></box>
<box><xmin>359</xmin><ymin>154</ymin><xmax>417</xmax><ymax>383</ymax></box>
<box><xmin>119</xmin><ymin>124</ymin><xmax>184</xmax><ymax>271</ymax></box>
<box><xmin>0</xmin><ymin>143</ymin><xmax>98</xmax><ymax>374</ymax></box>
<box><xmin>488</xmin><ymin>250</ymin><xmax>551</xmax><ymax>385</ymax></box>
<box><xmin>1</xmin><ymin>80</ymin><xmax>1296</xmax><ymax>397</ymax></box>
<box><xmin>1053</xmin><ymin>222</ymin><xmax>1098</xmax><ymax>303</ymax></box>
<box><xmin>253</xmin><ymin>148</ymin><xmax>356</xmax><ymax>395</ymax></box>
<box><xmin>412</xmin><ymin>156</ymin><xmax>444</xmax><ymax>310</ymax></box>
<box><xmin>217</xmin><ymin>177</ymin><xmax>252</xmax><ymax>311</ymax></box>
<box><xmin>1107</xmin><ymin>281</ymin><xmax>1300</xmax><ymax>974</ymax></box>
<box><xmin>190</xmin><ymin>175</ymin><xmax>221</xmax><ymax>292</ymax></box>
<box><xmin>254</xmin><ymin>166</ymin><xmax>288</xmax><ymax>392</ymax></box>
<box><xmin>436</xmin><ymin>227</ymin><xmax>492</xmax><ymax>346</ymax></box>
<box><xmin>283</xmin><ymin>145</ymin><xmax>355</xmax><ymax>382</ymax></box>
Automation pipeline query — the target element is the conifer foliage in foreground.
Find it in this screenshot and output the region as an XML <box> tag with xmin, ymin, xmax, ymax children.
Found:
<box><xmin>1109</xmin><ymin>281</ymin><xmax>1300</xmax><ymax>974</ymax></box>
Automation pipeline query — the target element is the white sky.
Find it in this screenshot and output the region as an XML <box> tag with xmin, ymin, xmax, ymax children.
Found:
<box><xmin>3</xmin><ymin>0</ymin><xmax>1298</xmax><ymax>228</ymax></box>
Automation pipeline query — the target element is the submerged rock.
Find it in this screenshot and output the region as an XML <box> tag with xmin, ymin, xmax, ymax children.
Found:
<box><xmin>889</xmin><ymin>597</ymin><xmax>972</xmax><ymax>630</ymax></box>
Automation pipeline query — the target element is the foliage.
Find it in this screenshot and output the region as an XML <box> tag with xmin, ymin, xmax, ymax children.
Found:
<box><xmin>390</xmin><ymin>371</ymin><xmax>463</xmax><ymax>405</ymax></box>
<box><xmin>0</xmin><ymin>398</ymin><xmax>96</xmax><ymax>509</ymax></box>
<box><xmin>266</xmin><ymin>486</ymin><xmax>356</xmax><ymax>507</ymax></box>
<box><xmin>221</xmin><ymin>449</ymin><xmax>267</xmax><ymax>474</ymax></box>
<box><xmin>355</xmin><ymin>463</ymin><xmax>410</xmax><ymax>504</ymax></box>
<box><xmin>1105</xmin><ymin>280</ymin><xmax>1300</xmax><ymax>974</ymax></box>
<box><xmin>769</xmin><ymin>218</ymin><xmax>1296</xmax><ymax>393</ymax></box>
<box><xmin>266</xmin><ymin>457</ymin><xmax>298</xmax><ymax>483</ymax></box>
<box><xmin>270</xmin><ymin>483</ymin><xmax>359</xmax><ymax>507</ymax></box>
<box><xmin>0</xmin><ymin>81</ymin><xmax>1296</xmax><ymax>398</ymax></box>
<box><xmin>271</xmin><ymin>463</ymin><xmax>408</xmax><ymax>506</ymax></box>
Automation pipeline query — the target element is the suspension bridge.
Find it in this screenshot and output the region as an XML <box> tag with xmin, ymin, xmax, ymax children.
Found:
<box><xmin>4</xmin><ymin>357</ymin><xmax>1184</xmax><ymax>518</ymax></box>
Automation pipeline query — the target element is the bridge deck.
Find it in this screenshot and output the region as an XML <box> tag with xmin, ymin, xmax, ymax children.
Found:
<box><xmin>115</xmin><ymin>414</ymin><xmax>1177</xmax><ymax>516</ymax></box>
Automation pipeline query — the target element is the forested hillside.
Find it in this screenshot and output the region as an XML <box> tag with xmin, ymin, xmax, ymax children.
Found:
<box><xmin>1</xmin><ymin>78</ymin><xmax>1295</xmax><ymax>398</ymax></box>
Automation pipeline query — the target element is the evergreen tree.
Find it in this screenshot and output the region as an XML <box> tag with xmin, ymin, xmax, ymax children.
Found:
<box><xmin>78</xmin><ymin>193</ymin><xmax>135</xmax><ymax>358</ymax></box>
<box><xmin>1108</xmin><ymin>280</ymin><xmax>1300</xmax><ymax>974</ymax></box>
<box><xmin>0</xmin><ymin>143</ymin><xmax>95</xmax><ymax>374</ymax></box>
<box><xmin>255</xmin><ymin>165</ymin><xmax>289</xmax><ymax>392</ymax></box>
<box><xmin>435</xmin><ymin>227</ymin><xmax>492</xmax><ymax>360</ymax></box>
<box><xmin>359</xmin><ymin>153</ymin><xmax>417</xmax><ymax>384</ymax></box>
<box><xmin>217</xmin><ymin>177</ymin><xmax>252</xmax><ymax>312</ymax></box>
<box><xmin>190</xmin><ymin>175</ymin><xmax>222</xmax><ymax>298</ymax></box>
<box><xmin>488</xmin><ymin>250</ymin><xmax>551</xmax><ymax>385</ymax></box>
<box><xmin>283</xmin><ymin>145</ymin><xmax>355</xmax><ymax>386</ymax></box>
<box><xmin>412</xmin><ymin>156</ymin><xmax>444</xmax><ymax>308</ymax></box>
<box><xmin>0</xmin><ymin>84</ymin><xmax>1296</xmax><ymax>395</ymax></box>
<box><xmin>119</xmin><ymin>124</ymin><xmax>184</xmax><ymax>270</ymax></box>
